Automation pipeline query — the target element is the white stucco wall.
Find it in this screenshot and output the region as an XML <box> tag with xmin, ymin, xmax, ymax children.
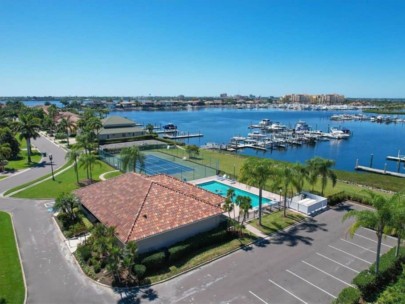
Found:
<box><xmin>137</xmin><ymin>215</ymin><xmax>224</xmax><ymax>254</ymax></box>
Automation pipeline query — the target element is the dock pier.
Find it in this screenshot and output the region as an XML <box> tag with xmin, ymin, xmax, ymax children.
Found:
<box><xmin>354</xmin><ymin>165</ymin><xmax>405</xmax><ymax>178</ymax></box>
<box><xmin>162</xmin><ymin>132</ymin><xmax>204</xmax><ymax>139</ymax></box>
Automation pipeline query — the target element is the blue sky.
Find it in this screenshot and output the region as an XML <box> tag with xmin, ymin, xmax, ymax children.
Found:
<box><xmin>1</xmin><ymin>0</ymin><xmax>404</xmax><ymax>97</ymax></box>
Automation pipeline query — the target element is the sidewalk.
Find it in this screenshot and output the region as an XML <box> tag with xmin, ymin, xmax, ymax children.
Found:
<box><xmin>245</xmin><ymin>223</ymin><xmax>267</xmax><ymax>238</ymax></box>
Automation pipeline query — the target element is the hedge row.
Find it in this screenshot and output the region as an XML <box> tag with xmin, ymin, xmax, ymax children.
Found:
<box><xmin>353</xmin><ymin>247</ymin><xmax>405</xmax><ymax>302</ymax></box>
<box><xmin>327</xmin><ymin>191</ymin><xmax>371</xmax><ymax>206</ymax></box>
<box><xmin>337</xmin><ymin>247</ymin><xmax>405</xmax><ymax>303</ymax></box>
<box><xmin>332</xmin><ymin>287</ymin><xmax>361</xmax><ymax>304</ymax></box>
<box><xmin>141</xmin><ymin>226</ymin><xmax>233</xmax><ymax>274</ymax></box>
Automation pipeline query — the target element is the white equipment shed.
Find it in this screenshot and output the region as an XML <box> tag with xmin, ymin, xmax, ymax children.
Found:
<box><xmin>288</xmin><ymin>192</ymin><xmax>328</xmax><ymax>215</ymax></box>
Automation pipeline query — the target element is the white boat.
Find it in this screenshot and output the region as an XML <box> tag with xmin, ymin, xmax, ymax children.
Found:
<box><xmin>295</xmin><ymin>120</ymin><xmax>310</xmax><ymax>133</ymax></box>
<box><xmin>248</xmin><ymin>131</ymin><xmax>268</xmax><ymax>139</ymax></box>
<box><xmin>326</xmin><ymin>128</ymin><xmax>350</xmax><ymax>139</ymax></box>
<box><xmin>266</xmin><ymin>123</ymin><xmax>287</xmax><ymax>131</ymax></box>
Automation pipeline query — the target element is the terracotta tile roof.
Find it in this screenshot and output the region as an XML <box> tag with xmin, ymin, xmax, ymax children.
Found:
<box><xmin>74</xmin><ymin>173</ymin><xmax>223</xmax><ymax>243</ymax></box>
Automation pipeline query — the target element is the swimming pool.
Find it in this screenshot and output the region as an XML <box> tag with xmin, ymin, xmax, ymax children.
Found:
<box><xmin>197</xmin><ymin>180</ymin><xmax>277</xmax><ymax>208</ymax></box>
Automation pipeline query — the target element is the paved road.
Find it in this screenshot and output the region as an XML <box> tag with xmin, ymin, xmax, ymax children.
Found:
<box><xmin>1</xmin><ymin>198</ymin><xmax>118</xmax><ymax>303</ymax></box>
<box><xmin>0</xmin><ymin>136</ymin><xmax>117</xmax><ymax>303</ymax></box>
<box><xmin>0</xmin><ymin>136</ymin><xmax>67</xmax><ymax>194</ymax></box>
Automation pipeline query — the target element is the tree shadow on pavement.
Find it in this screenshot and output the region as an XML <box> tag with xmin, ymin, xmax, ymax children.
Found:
<box><xmin>268</xmin><ymin>218</ymin><xmax>329</xmax><ymax>247</ymax></box>
<box><xmin>332</xmin><ymin>203</ymin><xmax>354</xmax><ymax>213</ymax></box>
<box><xmin>114</xmin><ymin>287</ymin><xmax>158</xmax><ymax>304</ymax></box>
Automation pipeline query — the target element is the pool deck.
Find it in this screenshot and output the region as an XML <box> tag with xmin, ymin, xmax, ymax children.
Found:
<box><xmin>190</xmin><ymin>175</ymin><xmax>283</xmax><ymax>205</ymax></box>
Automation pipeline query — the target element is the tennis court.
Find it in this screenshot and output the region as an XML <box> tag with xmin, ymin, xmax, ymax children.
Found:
<box><xmin>139</xmin><ymin>154</ymin><xmax>193</xmax><ymax>176</ymax></box>
<box><xmin>100</xmin><ymin>149</ymin><xmax>216</xmax><ymax>180</ymax></box>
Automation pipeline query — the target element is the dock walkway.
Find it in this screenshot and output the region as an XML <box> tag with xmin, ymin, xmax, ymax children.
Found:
<box><xmin>355</xmin><ymin>165</ymin><xmax>405</xmax><ymax>178</ymax></box>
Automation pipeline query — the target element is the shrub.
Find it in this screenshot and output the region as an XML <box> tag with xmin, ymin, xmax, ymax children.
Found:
<box><xmin>333</xmin><ymin>287</ymin><xmax>361</xmax><ymax>304</ymax></box>
<box><xmin>168</xmin><ymin>244</ymin><xmax>192</xmax><ymax>263</ymax></box>
<box><xmin>55</xmin><ymin>132</ymin><xmax>67</xmax><ymax>140</ymax></box>
<box><xmin>352</xmin><ymin>270</ymin><xmax>377</xmax><ymax>300</ymax></box>
<box><xmin>134</xmin><ymin>264</ymin><xmax>146</xmax><ymax>280</ymax></box>
<box><xmin>352</xmin><ymin>247</ymin><xmax>405</xmax><ymax>302</ymax></box>
<box><xmin>76</xmin><ymin>244</ymin><xmax>92</xmax><ymax>262</ymax></box>
<box><xmin>141</xmin><ymin>251</ymin><xmax>166</xmax><ymax>273</ymax></box>
<box><xmin>376</xmin><ymin>266</ymin><xmax>405</xmax><ymax>304</ymax></box>
<box><xmin>93</xmin><ymin>261</ymin><xmax>101</xmax><ymax>274</ymax></box>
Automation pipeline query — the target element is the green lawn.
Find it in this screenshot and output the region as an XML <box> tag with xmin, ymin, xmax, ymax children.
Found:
<box><xmin>157</xmin><ymin>148</ymin><xmax>398</xmax><ymax>195</ymax></box>
<box><xmin>5</xmin><ymin>150</ymin><xmax>42</xmax><ymax>171</ymax></box>
<box><xmin>250</xmin><ymin>210</ymin><xmax>305</xmax><ymax>235</ymax></box>
<box><xmin>0</xmin><ymin>212</ymin><xmax>25</xmax><ymax>304</ymax></box>
<box><xmin>12</xmin><ymin>161</ymin><xmax>117</xmax><ymax>199</ymax></box>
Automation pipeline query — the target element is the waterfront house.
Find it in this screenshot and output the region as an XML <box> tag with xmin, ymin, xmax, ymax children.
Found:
<box><xmin>98</xmin><ymin>116</ymin><xmax>144</xmax><ymax>142</ymax></box>
<box><xmin>74</xmin><ymin>173</ymin><xmax>224</xmax><ymax>253</ymax></box>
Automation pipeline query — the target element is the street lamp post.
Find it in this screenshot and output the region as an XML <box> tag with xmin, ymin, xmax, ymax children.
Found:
<box><xmin>49</xmin><ymin>154</ymin><xmax>55</xmax><ymax>181</ymax></box>
<box><xmin>279</xmin><ymin>189</ymin><xmax>282</xmax><ymax>210</ymax></box>
<box><xmin>233</xmin><ymin>164</ymin><xmax>236</xmax><ymax>180</ymax></box>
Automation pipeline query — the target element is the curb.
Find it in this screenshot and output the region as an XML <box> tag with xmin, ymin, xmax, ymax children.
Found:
<box><xmin>5</xmin><ymin>211</ymin><xmax>28</xmax><ymax>304</ymax></box>
<box><xmin>4</xmin><ymin>163</ymin><xmax>74</xmax><ymax>197</ymax></box>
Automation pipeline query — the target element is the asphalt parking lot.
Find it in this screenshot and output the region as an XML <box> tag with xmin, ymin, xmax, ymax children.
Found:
<box><xmin>247</xmin><ymin>226</ymin><xmax>397</xmax><ymax>304</ymax></box>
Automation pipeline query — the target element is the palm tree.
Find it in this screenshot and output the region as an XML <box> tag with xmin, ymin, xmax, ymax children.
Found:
<box><xmin>122</xmin><ymin>241</ymin><xmax>138</xmax><ymax>282</ymax></box>
<box><xmin>16</xmin><ymin>114</ymin><xmax>41</xmax><ymax>163</ymax></box>
<box><xmin>235</xmin><ymin>195</ymin><xmax>252</xmax><ymax>235</ymax></box>
<box><xmin>385</xmin><ymin>193</ymin><xmax>405</xmax><ymax>257</ymax></box>
<box><xmin>54</xmin><ymin>192</ymin><xmax>78</xmax><ymax>221</ymax></box>
<box><xmin>343</xmin><ymin>190</ymin><xmax>393</xmax><ymax>274</ymax></box>
<box><xmin>276</xmin><ymin>165</ymin><xmax>296</xmax><ymax>217</ymax></box>
<box><xmin>145</xmin><ymin>124</ymin><xmax>154</xmax><ymax>134</ymax></box>
<box><xmin>76</xmin><ymin>131</ymin><xmax>97</xmax><ymax>155</ymax></box>
<box><xmin>65</xmin><ymin>147</ymin><xmax>81</xmax><ymax>184</ymax></box>
<box><xmin>58</xmin><ymin>116</ymin><xmax>76</xmax><ymax>147</ymax></box>
<box><xmin>79</xmin><ymin>153</ymin><xmax>100</xmax><ymax>182</ymax></box>
<box><xmin>223</xmin><ymin>189</ymin><xmax>235</xmax><ymax>230</ymax></box>
<box><xmin>120</xmin><ymin>146</ymin><xmax>145</xmax><ymax>173</ymax></box>
<box><xmin>239</xmin><ymin>158</ymin><xmax>276</xmax><ymax>226</ymax></box>
<box><xmin>306</xmin><ymin>157</ymin><xmax>337</xmax><ymax>195</ymax></box>
<box><xmin>107</xmin><ymin>244</ymin><xmax>122</xmax><ymax>283</ymax></box>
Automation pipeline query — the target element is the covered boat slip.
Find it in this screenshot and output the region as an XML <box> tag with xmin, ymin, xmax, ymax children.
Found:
<box><xmin>288</xmin><ymin>192</ymin><xmax>328</xmax><ymax>215</ymax></box>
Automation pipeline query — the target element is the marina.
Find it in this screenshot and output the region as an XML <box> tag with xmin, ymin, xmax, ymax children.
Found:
<box><xmin>91</xmin><ymin>108</ymin><xmax>405</xmax><ymax>173</ymax></box>
<box><xmin>219</xmin><ymin>119</ymin><xmax>351</xmax><ymax>153</ymax></box>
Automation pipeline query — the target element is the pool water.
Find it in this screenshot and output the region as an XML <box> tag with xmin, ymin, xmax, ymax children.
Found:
<box><xmin>197</xmin><ymin>180</ymin><xmax>276</xmax><ymax>208</ymax></box>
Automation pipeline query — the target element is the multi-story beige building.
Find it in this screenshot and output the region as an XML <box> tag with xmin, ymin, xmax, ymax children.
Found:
<box><xmin>282</xmin><ymin>93</ymin><xmax>345</xmax><ymax>104</ymax></box>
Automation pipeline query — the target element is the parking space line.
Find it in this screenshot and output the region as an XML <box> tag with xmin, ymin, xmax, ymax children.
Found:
<box><xmin>249</xmin><ymin>291</ymin><xmax>269</xmax><ymax>304</ymax></box>
<box><xmin>302</xmin><ymin>260</ymin><xmax>353</xmax><ymax>287</ymax></box>
<box><xmin>316</xmin><ymin>253</ymin><xmax>359</xmax><ymax>273</ymax></box>
<box><xmin>328</xmin><ymin>245</ymin><xmax>372</xmax><ymax>264</ymax></box>
<box><xmin>340</xmin><ymin>238</ymin><xmax>377</xmax><ymax>254</ymax></box>
<box><xmin>354</xmin><ymin>233</ymin><xmax>393</xmax><ymax>248</ymax></box>
<box><xmin>362</xmin><ymin>227</ymin><xmax>398</xmax><ymax>240</ymax></box>
<box><xmin>268</xmin><ymin>279</ymin><xmax>309</xmax><ymax>304</ymax></box>
<box><xmin>286</xmin><ymin>270</ymin><xmax>337</xmax><ymax>299</ymax></box>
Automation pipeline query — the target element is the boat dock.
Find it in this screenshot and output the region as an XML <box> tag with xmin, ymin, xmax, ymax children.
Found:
<box><xmin>354</xmin><ymin>165</ymin><xmax>405</xmax><ymax>178</ymax></box>
<box><xmin>163</xmin><ymin>132</ymin><xmax>203</xmax><ymax>139</ymax></box>
<box><xmin>386</xmin><ymin>155</ymin><xmax>405</xmax><ymax>163</ymax></box>
<box><xmin>154</xmin><ymin>129</ymin><xmax>177</xmax><ymax>134</ymax></box>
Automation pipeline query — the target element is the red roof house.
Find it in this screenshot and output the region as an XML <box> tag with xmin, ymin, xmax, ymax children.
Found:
<box><xmin>75</xmin><ymin>173</ymin><xmax>224</xmax><ymax>253</ymax></box>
